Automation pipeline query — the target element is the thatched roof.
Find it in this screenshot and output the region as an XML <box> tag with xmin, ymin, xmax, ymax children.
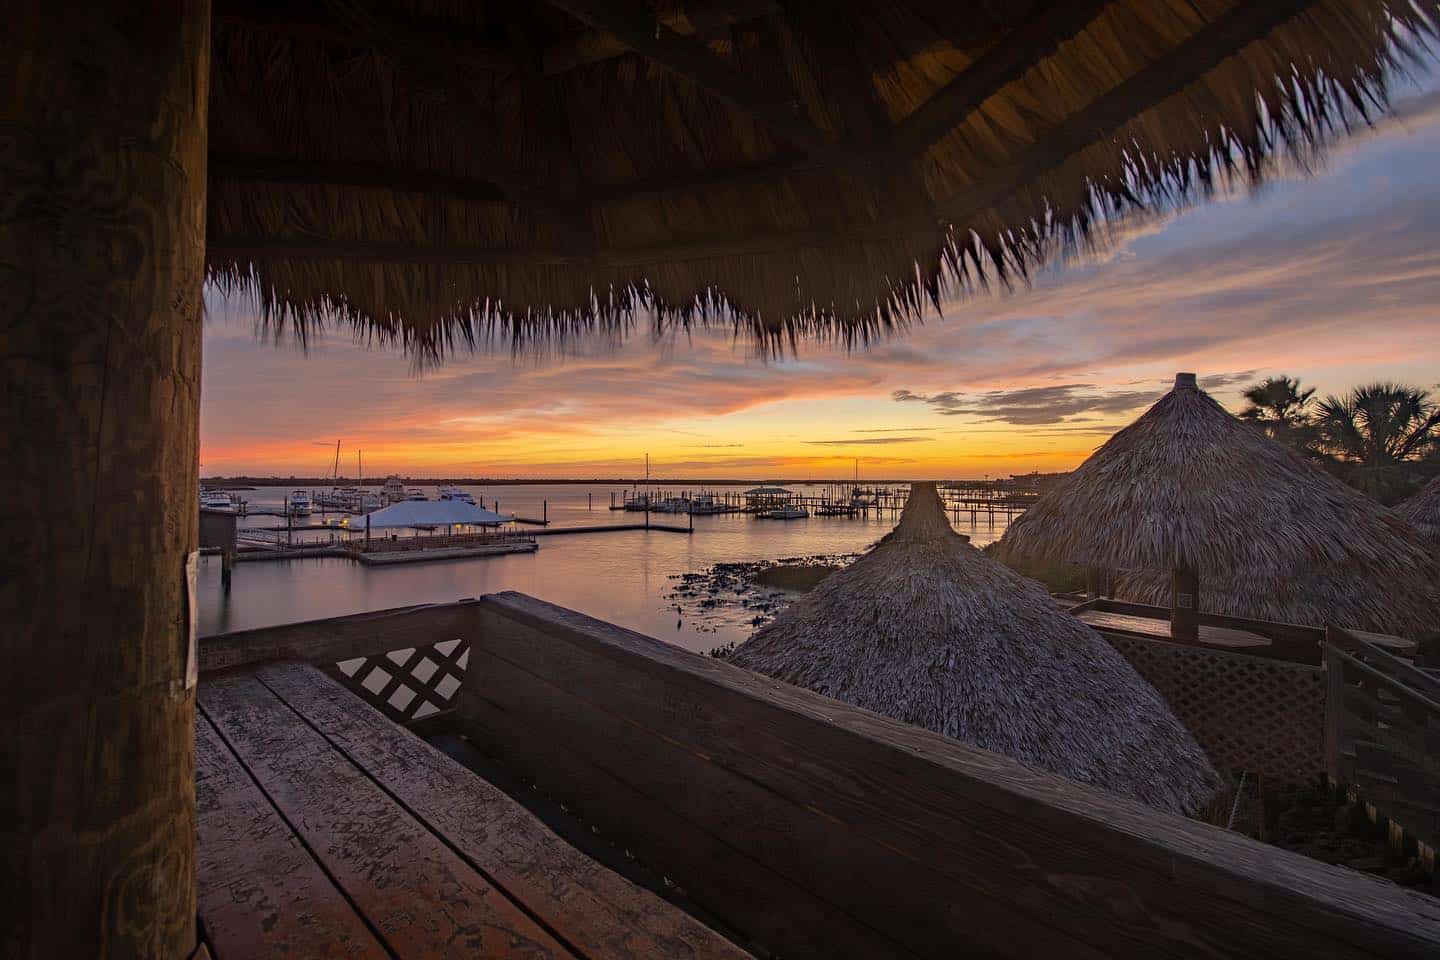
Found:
<box><xmin>729</xmin><ymin>483</ymin><xmax>1221</xmax><ymax>814</ymax></box>
<box><xmin>1398</xmin><ymin>475</ymin><xmax>1440</xmax><ymax>545</ymax></box>
<box><xmin>1000</xmin><ymin>374</ymin><xmax>1440</xmax><ymax>636</ymax></box>
<box><xmin>207</xmin><ymin>1</ymin><xmax>1438</xmax><ymax>355</ymax></box>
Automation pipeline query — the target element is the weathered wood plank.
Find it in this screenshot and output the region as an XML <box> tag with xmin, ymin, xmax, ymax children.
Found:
<box><xmin>256</xmin><ymin>662</ymin><xmax>751</xmax><ymax>960</ymax></box>
<box><xmin>458</xmin><ymin>592</ymin><xmax>1440</xmax><ymax>960</ymax></box>
<box><xmin>199</xmin><ymin>672</ymin><xmax>572</xmax><ymax>959</ymax></box>
<box><xmin>460</xmin><ymin>642</ymin><xmax>1098</xmax><ymax>959</ymax></box>
<box><xmin>200</xmin><ymin>600</ymin><xmax>481</xmax><ymax>673</ymax></box>
<box><xmin>195</xmin><ymin>715</ymin><xmax>388</xmax><ymax>959</ymax></box>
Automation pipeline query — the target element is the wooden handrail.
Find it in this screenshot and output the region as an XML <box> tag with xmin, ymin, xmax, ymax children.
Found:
<box><xmin>199</xmin><ymin>599</ymin><xmax>483</xmax><ymax>673</ymax></box>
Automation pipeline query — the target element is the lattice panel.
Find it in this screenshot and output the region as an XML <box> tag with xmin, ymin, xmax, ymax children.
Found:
<box><xmin>1104</xmin><ymin>634</ymin><xmax>1325</xmax><ymax>786</ymax></box>
<box><xmin>327</xmin><ymin>638</ymin><xmax>471</xmax><ymax>725</ymax></box>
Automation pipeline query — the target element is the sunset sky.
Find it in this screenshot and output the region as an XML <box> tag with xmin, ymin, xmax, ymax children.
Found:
<box><xmin>201</xmin><ymin>87</ymin><xmax>1440</xmax><ymax>481</ymax></box>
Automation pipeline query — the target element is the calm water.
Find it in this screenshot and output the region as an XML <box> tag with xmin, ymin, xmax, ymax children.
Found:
<box><xmin>199</xmin><ymin>483</ymin><xmax>1015</xmax><ymax>652</ymax></box>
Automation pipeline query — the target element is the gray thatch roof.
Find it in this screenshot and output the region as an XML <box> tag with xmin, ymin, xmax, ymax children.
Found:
<box><xmin>207</xmin><ymin>2</ymin><xmax>1439</xmax><ymax>356</ymax></box>
<box><xmin>1000</xmin><ymin>374</ymin><xmax>1440</xmax><ymax>637</ymax></box>
<box><xmin>729</xmin><ymin>482</ymin><xmax>1221</xmax><ymax>815</ymax></box>
<box><xmin>1398</xmin><ymin>476</ymin><xmax>1440</xmax><ymax>546</ymax></box>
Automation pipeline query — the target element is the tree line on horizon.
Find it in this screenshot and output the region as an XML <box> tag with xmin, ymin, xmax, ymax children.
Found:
<box><xmin>1236</xmin><ymin>376</ymin><xmax>1440</xmax><ymax>505</ymax></box>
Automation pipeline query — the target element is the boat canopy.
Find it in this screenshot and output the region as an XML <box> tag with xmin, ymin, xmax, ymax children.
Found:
<box><xmin>364</xmin><ymin>500</ymin><xmax>512</xmax><ymax>528</ymax></box>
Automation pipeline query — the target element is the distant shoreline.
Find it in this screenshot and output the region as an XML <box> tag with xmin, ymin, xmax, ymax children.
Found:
<box><xmin>200</xmin><ymin>476</ymin><xmax>933</xmax><ymax>488</ymax></box>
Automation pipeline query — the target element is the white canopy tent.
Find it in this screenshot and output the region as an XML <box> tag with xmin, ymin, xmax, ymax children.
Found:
<box><xmin>364</xmin><ymin>499</ymin><xmax>513</xmax><ymax>529</ymax></box>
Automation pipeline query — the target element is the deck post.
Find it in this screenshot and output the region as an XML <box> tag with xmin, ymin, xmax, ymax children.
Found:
<box><xmin>1</xmin><ymin>2</ymin><xmax>210</xmax><ymax>956</ymax></box>
<box><xmin>1171</xmin><ymin>565</ymin><xmax>1200</xmax><ymax>641</ymax></box>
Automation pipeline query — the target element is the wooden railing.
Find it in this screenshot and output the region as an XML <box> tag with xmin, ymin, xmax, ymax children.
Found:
<box><xmin>453</xmin><ymin>592</ymin><xmax>1440</xmax><ymax>960</ymax></box>
<box><xmin>200</xmin><ymin>602</ymin><xmax>481</xmax><ymax>725</ymax></box>
<box><xmin>1325</xmin><ymin>626</ymin><xmax>1440</xmax><ymax>864</ymax></box>
<box><xmin>1068</xmin><ymin>596</ymin><xmax>1325</xmax><ymax>664</ymax></box>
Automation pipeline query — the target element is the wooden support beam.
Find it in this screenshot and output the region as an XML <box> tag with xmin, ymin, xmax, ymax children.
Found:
<box><xmin>548</xmin><ymin>0</ymin><xmax>836</xmax><ymax>154</ymax></box>
<box><xmin>4</xmin><ymin>2</ymin><xmax>208</xmax><ymax>956</ymax></box>
<box><xmin>543</xmin><ymin>1</ymin><xmax>783</xmax><ymax>74</ymax></box>
<box><xmin>213</xmin><ymin>0</ymin><xmax>517</xmax><ymax>71</ymax></box>
<box><xmin>210</xmin><ymin>153</ymin><xmax>510</xmax><ymax>202</ymax></box>
<box><xmin>889</xmin><ymin>0</ymin><xmax>1111</xmax><ymax>157</ymax></box>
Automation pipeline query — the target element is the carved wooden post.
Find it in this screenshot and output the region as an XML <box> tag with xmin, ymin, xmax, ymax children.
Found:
<box><xmin>1</xmin><ymin>3</ymin><xmax>209</xmax><ymax>957</ymax></box>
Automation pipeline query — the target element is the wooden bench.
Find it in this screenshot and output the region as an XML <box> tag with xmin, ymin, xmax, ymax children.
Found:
<box><xmin>196</xmin><ymin>662</ymin><xmax>747</xmax><ymax>959</ymax></box>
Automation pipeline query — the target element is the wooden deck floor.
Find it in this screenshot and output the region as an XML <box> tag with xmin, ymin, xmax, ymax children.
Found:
<box><xmin>196</xmin><ymin>662</ymin><xmax>749</xmax><ymax>959</ymax></box>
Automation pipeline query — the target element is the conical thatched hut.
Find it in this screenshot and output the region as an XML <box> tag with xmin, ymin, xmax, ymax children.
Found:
<box><xmin>1398</xmin><ymin>476</ymin><xmax>1440</xmax><ymax>546</ymax></box>
<box><xmin>10</xmin><ymin>3</ymin><xmax>1440</xmax><ymax>954</ymax></box>
<box><xmin>730</xmin><ymin>483</ymin><xmax>1221</xmax><ymax>814</ymax></box>
<box><xmin>999</xmin><ymin>374</ymin><xmax>1440</xmax><ymax>638</ymax></box>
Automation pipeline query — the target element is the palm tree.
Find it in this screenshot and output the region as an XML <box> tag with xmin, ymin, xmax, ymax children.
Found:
<box><xmin>1239</xmin><ymin>376</ymin><xmax>1317</xmax><ymax>453</ymax></box>
<box><xmin>1314</xmin><ymin>383</ymin><xmax>1440</xmax><ymax>502</ymax></box>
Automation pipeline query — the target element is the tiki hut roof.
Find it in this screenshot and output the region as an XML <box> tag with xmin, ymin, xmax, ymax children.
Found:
<box><xmin>207</xmin><ymin>1</ymin><xmax>1438</xmax><ymax>356</ymax></box>
<box><xmin>1000</xmin><ymin>374</ymin><xmax>1440</xmax><ymax>636</ymax></box>
<box><xmin>729</xmin><ymin>483</ymin><xmax>1221</xmax><ymax>814</ymax></box>
<box><xmin>1398</xmin><ymin>476</ymin><xmax>1440</xmax><ymax>546</ymax></box>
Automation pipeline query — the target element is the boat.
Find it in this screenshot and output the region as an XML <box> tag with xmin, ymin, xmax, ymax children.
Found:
<box><xmin>653</xmin><ymin>497</ymin><xmax>691</xmax><ymax>514</ymax></box>
<box><xmin>438</xmin><ymin>485</ymin><xmax>476</xmax><ymax>505</ymax></box>
<box><xmin>688</xmin><ymin>494</ymin><xmax>725</xmax><ymax>515</ymax></box>
<box><xmin>405</xmin><ymin>487</ymin><xmax>427</xmax><ymax>501</ymax></box>
<box><xmin>761</xmin><ymin>505</ymin><xmax>809</xmax><ymax>520</ymax></box>
<box><xmin>382</xmin><ymin>475</ymin><xmax>407</xmax><ymax>505</ymax></box>
<box><xmin>199</xmin><ymin>488</ymin><xmax>236</xmax><ymax>513</ymax></box>
<box><xmin>288</xmin><ymin>490</ymin><xmax>312</xmax><ymax>516</ymax></box>
<box><xmin>622</xmin><ymin>493</ymin><xmax>652</xmax><ymax>511</ymax></box>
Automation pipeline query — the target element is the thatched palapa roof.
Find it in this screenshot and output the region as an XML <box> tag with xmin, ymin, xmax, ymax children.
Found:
<box><xmin>1000</xmin><ymin>374</ymin><xmax>1440</xmax><ymax>636</ymax></box>
<box><xmin>729</xmin><ymin>483</ymin><xmax>1221</xmax><ymax>814</ymax></box>
<box><xmin>1398</xmin><ymin>475</ymin><xmax>1440</xmax><ymax>546</ymax></box>
<box><xmin>207</xmin><ymin>1</ymin><xmax>1439</xmax><ymax>355</ymax></box>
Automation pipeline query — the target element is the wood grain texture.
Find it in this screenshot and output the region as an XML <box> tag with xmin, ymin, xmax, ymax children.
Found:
<box><xmin>195</xmin><ymin>714</ymin><xmax>388</xmax><ymax>959</ymax></box>
<box><xmin>200</xmin><ymin>600</ymin><xmax>483</xmax><ymax>673</ymax></box>
<box><xmin>200</xmin><ymin>671</ymin><xmax>575</xmax><ymax>959</ymax></box>
<box><xmin>0</xmin><ymin>3</ymin><xmax>209</xmax><ymax>956</ymax></box>
<box><xmin>257</xmin><ymin>662</ymin><xmax>750</xmax><ymax>959</ymax></box>
<box><xmin>458</xmin><ymin>591</ymin><xmax>1440</xmax><ymax>960</ymax></box>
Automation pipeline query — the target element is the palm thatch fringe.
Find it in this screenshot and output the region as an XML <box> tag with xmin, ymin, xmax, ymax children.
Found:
<box><xmin>729</xmin><ymin>483</ymin><xmax>1221</xmax><ymax>815</ymax></box>
<box><xmin>999</xmin><ymin>374</ymin><xmax>1440</xmax><ymax>638</ymax></box>
<box><xmin>1397</xmin><ymin>475</ymin><xmax>1440</xmax><ymax>546</ymax></box>
<box><xmin>207</xmin><ymin>1</ymin><xmax>1440</xmax><ymax>357</ymax></box>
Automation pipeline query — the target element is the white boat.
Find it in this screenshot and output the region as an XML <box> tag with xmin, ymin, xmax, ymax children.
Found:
<box><xmin>688</xmin><ymin>494</ymin><xmax>725</xmax><ymax>515</ymax></box>
<box><xmin>653</xmin><ymin>497</ymin><xmax>691</xmax><ymax>514</ymax></box>
<box><xmin>405</xmin><ymin>488</ymin><xmax>427</xmax><ymax>501</ymax></box>
<box><xmin>622</xmin><ymin>493</ymin><xmax>652</xmax><ymax>511</ymax></box>
<box><xmin>287</xmin><ymin>490</ymin><xmax>312</xmax><ymax>516</ymax></box>
<box><xmin>199</xmin><ymin>488</ymin><xmax>236</xmax><ymax>513</ymax></box>
<box><xmin>438</xmin><ymin>485</ymin><xmax>476</xmax><ymax>505</ymax></box>
<box><xmin>382</xmin><ymin>475</ymin><xmax>407</xmax><ymax>504</ymax></box>
<box><xmin>761</xmin><ymin>505</ymin><xmax>809</xmax><ymax>520</ymax></box>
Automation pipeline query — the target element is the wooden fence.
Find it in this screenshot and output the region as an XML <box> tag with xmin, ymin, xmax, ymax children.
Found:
<box><xmin>1326</xmin><ymin>626</ymin><xmax>1440</xmax><ymax>865</ymax></box>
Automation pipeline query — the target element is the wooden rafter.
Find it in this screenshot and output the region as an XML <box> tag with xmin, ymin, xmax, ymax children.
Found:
<box><xmin>547</xmin><ymin>0</ymin><xmax>836</xmax><ymax>154</ymax></box>
<box><xmin>889</xmin><ymin>0</ymin><xmax>1112</xmax><ymax>158</ymax></box>
<box><xmin>213</xmin><ymin>0</ymin><xmax>517</xmax><ymax>72</ymax></box>
<box><xmin>543</xmin><ymin>1</ymin><xmax>783</xmax><ymax>74</ymax></box>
